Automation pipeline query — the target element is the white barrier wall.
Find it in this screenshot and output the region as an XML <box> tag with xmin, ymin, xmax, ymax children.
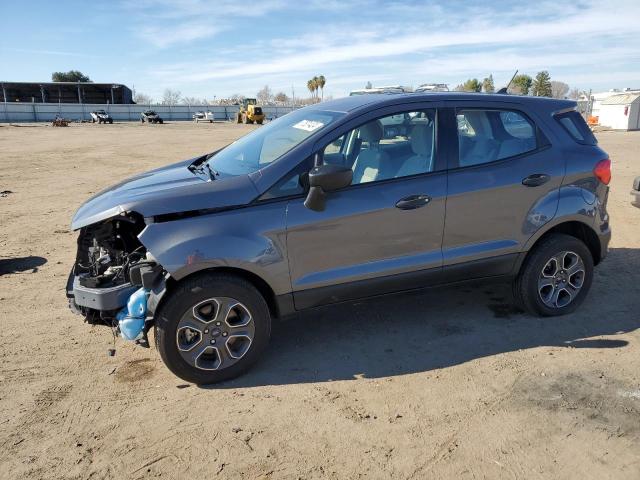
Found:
<box><xmin>0</xmin><ymin>102</ymin><xmax>297</xmax><ymax>123</ymax></box>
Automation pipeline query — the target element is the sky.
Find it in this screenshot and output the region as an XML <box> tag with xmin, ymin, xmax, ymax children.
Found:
<box><xmin>1</xmin><ymin>0</ymin><xmax>639</xmax><ymax>101</ymax></box>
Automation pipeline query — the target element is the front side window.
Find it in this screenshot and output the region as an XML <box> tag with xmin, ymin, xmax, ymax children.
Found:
<box><xmin>456</xmin><ymin>109</ymin><xmax>537</xmax><ymax>167</ymax></box>
<box><xmin>321</xmin><ymin>109</ymin><xmax>437</xmax><ymax>186</ymax></box>
<box><xmin>206</xmin><ymin>109</ymin><xmax>344</xmax><ymax>177</ymax></box>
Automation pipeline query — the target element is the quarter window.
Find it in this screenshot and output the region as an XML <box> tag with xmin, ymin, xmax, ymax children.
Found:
<box><xmin>321</xmin><ymin>109</ymin><xmax>438</xmax><ymax>186</ymax></box>
<box><xmin>456</xmin><ymin>109</ymin><xmax>537</xmax><ymax>167</ymax></box>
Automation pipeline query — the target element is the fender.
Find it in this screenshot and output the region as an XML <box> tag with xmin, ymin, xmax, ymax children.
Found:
<box><xmin>138</xmin><ymin>200</ymin><xmax>291</xmax><ymax>297</ymax></box>
<box><xmin>512</xmin><ymin>185</ymin><xmax>605</xmax><ymax>274</ymax></box>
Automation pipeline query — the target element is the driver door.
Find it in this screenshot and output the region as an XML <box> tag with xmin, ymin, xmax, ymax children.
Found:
<box><xmin>284</xmin><ymin>104</ymin><xmax>449</xmax><ymax>310</ymax></box>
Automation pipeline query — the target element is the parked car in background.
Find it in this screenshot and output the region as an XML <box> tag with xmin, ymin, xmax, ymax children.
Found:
<box><xmin>349</xmin><ymin>85</ymin><xmax>413</xmax><ymax>96</ymax></box>
<box><xmin>632</xmin><ymin>176</ymin><xmax>640</xmax><ymax>207</ymax></box>
<box><xmin>90</xmin><ymin>110</ymin><xmax>113</xmax><ymax>124</ymax></box>
<box><xmin>193</xmin><ymin>111</ymin><xmax>215</xmax><ymax>123</ymax></box>
<box><xmin>67</xmin><ymin>93</ymin><xmax>611</xmax><ymax>384</ymax></box>
<box><xmin>414</xmin><ymin>83</ymin><xmax>449</xmax><ymax>93</ymax></box>
<box><xmin>140</xmin><ymin>110</ymin><xmax>163</xmax><ymax>124</ymax></box>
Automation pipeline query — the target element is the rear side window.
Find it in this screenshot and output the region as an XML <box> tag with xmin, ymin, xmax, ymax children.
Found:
<box><xmin>456</xmin><ymin>109</ymin><xmax>537</xmax><ymax>167</ymax></box>
<box><xmin>554</xmin><ymin>111</ymin><xmax>597</xmax><ymax>145</ymax></box>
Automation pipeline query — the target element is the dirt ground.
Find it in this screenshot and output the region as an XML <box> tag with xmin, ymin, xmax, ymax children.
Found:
<box><xmin>0</xmin><ymin>121</ymin><xmax>639</xmax><ymax>480</ymax></box>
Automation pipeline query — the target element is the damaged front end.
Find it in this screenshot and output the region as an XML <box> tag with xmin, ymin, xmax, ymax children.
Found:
<box><xmin>66</xmin><ymin>213</ymin><xmax>165</xmax><ymax>342</ymax></box>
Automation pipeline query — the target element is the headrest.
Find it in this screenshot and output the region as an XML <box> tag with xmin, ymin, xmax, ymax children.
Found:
<box><xmin>410</xmin><ymin>123</ymin><xmax>433</xmax><ymax>156</ymax></box>
<box><xmin>360</xmin><ymin>120</ymin><xmax>384</xmax><ymax>143</ymax></box>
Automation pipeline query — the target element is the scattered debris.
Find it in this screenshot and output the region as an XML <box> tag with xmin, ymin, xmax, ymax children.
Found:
<box><xmin>52</xmin><ymin>117</ymin><xmax>70</xmax><ymax>127</ymax></box>
<box><xmin>1</xmin><ymin>190</ymin><xmax>12</xmax><ymax>197</ymax></box>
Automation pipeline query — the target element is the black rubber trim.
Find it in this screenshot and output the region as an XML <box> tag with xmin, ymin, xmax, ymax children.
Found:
<box><xmin>292</xmin><ymin>253</ymin><xmax>518</xmax><ymax>311</ymax></box>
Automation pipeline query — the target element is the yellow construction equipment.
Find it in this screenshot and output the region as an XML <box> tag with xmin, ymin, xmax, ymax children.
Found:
<box><xmin>236</xmin><ymin>98</ymin><xmax>264</xmax><ymax>125</ymax></box>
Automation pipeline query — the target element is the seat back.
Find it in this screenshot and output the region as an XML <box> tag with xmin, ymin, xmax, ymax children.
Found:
<box><xmin>352</xmin><ymin>120</ymin><xmax>389</xmax><ymax>184</ymax></box>
<box><xmin>396</xmin><ymin>123</ymin><xmax>434</xmax><ymax>177</ymax></box>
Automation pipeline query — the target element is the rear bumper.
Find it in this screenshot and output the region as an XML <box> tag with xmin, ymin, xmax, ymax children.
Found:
<box><xmin>598</xmin><ymin>226</ymin><xmax>611</xmax><ymax>262</ymax></box>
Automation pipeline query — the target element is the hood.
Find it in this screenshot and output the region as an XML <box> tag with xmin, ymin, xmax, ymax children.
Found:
<box><xmin>71</xmin><ymin>156</ymin><xmax>259</xmax><ymax>230</ymax></box>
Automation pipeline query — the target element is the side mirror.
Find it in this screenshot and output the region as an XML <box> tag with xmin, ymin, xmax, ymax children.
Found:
<box><xmin>304</xmin><ymin>164</ymin><xmax>353</xmax><ymax>212</ymax></box>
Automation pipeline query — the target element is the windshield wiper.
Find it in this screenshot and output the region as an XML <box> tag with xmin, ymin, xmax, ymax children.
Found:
<box><xmin>188</xmin><ymin>162</ymin><xmax>218</xmax><ymax>181</ymax></box>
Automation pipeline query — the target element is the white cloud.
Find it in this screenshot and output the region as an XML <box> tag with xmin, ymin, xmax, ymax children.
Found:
<box><xmin>129</xmin><ymin>0</ymin><xmax>640</xmax><ymax>95</ymax></box>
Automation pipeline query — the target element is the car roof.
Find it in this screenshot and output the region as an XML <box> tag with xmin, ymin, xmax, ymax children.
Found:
<box><xmin>307</xmin><ymin>92</ymin><xmax>576</xmax><ymax>114</ymax></box>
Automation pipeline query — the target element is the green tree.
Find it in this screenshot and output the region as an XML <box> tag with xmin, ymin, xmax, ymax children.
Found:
<box><xmin>317</xmin><ymin>75</ymin><xmax>326</xmax><ymax>101</ymax></box>
<box><xmin>482</xmin><ymin>74</ymin><xmax>495</xmax><ymax>93</ymax></box>
<box><xmin>51</xmin><ymin>70</ymin><xmax>92</xmax><ymax>82</ymax></box>
<box><xmin>307</xmin><ymin>78</ymin><xmax>316</xmax><ymax>98</ymax></box>
<box><xmin>456</xmin><ymin>78</ymin><xmax>482</xmax><ymax>92</ymax></box>
<box><xmin>532</xmin><ymin>71</ymin><xmax>552</xmax><ymax>97</ymax></box>
<box><xmin>508</xmin><ymin>74</ymin><xmax>533</xmax><ymax>95</ymax></box>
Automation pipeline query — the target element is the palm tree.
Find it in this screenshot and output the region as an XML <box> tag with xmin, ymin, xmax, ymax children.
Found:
<box><xmin>307</xmin><ymin>79</ymin><xmax>316</xmax><ymax>99</ymax></box>
<box><xmin>317</xmin><ymin>75</ymin><xmax>326</xmax><ymax>101</ymax></box>
<box><xmin>312</xmin><ymin>76</ymin><xmax>319</xmax><ymax>100</ymax></box>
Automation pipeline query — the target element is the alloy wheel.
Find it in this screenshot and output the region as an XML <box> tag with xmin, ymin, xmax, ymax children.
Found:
<box><xmin>175</xmin><ymin>297</ymin><xmax>255</xmax><ymax>371</ymax></box>
<box><xmin>537</xmin><ymin>250</ymin><xmax>586</xmax><ymax>309</ymax></box>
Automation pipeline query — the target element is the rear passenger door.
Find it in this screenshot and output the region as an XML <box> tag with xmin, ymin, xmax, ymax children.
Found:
<box><xmin>442</xmin><ymin>102</ymin><xmax>564</xmax><ymax>280</ymax></box>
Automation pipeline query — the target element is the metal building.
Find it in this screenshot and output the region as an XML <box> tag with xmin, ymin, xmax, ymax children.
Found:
<box><xmin>0</xmin><ymin>81</ymin><xmax>134</xmax><ymax>104</ymax></box>
<box><xmin>598</xmin><ymin>93</ymin><xmax>640</xmax><ymax>131</ymax></box>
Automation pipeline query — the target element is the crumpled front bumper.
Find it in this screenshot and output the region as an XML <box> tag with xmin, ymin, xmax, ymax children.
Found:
<box><xmin>66</xmin><ymin>265</ymin><xmax>167</xmax><ymax>319</ymax></box>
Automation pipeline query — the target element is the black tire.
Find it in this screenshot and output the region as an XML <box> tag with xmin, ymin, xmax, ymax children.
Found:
<box><xmin>92</xmin><ymin>118</ymin><xmax>96</xmax><ymax>123</ymax></box>
<box><xmin>141</xmin><ymin>118</ymin><xmax>145</xmax><ymax>123</ymax></box>
<box><xmin>155</xmin><ymin>273</ymin><xmax>271</xmax><ymax>384</ymax></box>
<box><xmin>159</xmin><ymin>119</ymin><xmax>163</xmax><ymax>124</ymax></box>
<box><xmin>513</xmin><ymin>233</ymin><xmax>594</xmax><ymax>316</ymax></box>
<box><xmin>257</xmin><ymin>119</ymin><xmax>263</xmax><ymax>125</ymax></box>
<box><xmin>109</xmin><ymin>119</ymin><xmax>113</xmax><ymax>124</ymax></box>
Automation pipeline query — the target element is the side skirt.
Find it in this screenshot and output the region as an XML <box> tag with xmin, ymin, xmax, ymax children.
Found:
<box><xmin>285</xmin><ymin>253</ymin><xmax>519</xmax><ymax>312</ymax></box>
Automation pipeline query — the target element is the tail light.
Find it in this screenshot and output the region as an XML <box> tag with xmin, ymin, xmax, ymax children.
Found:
<box><xmin>594</xmin><ymin>158</ymin><xmax>611</xmax><ymax>185</ymax></box>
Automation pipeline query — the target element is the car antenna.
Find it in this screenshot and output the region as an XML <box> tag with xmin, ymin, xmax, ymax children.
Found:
<box><xmin>497</xmin><ymin>70</ymin><xmax>518</xmax><ymax>94</ymax></box>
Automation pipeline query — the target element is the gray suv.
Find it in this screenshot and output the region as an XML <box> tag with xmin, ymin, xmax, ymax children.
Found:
<box><xmin>67</xmin><ymin>93</ymin><xmax>611</xmax><ymax>384</ymax></box>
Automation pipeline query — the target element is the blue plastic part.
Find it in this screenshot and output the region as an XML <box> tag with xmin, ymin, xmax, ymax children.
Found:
<box><xmin>116</xmin><ymin>287</ymin><xmax>148</xmax><ymax>341</ymax></box>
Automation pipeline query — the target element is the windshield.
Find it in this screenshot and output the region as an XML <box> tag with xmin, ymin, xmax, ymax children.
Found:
<box><xmin>207</xmin><ymin>109</ymin><xmax>344</xmax><ymax>176</ymax></box>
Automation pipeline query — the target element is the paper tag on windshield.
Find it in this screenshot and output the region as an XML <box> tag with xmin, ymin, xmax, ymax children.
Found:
<box><xmin>292</xmin><ymin>120</ymin><xmax>324</xmax><ymax>132</ymax></box>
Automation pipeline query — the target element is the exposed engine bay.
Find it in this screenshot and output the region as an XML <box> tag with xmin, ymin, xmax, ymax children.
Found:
<box><xmin>75</xmin><ymin>214</ymin><xmax>146</xmax><ymax>289</ymax></box>
<box><xmin>67</xmin><ymin>213</ymin><xmax>165</xmax><ymax>339</ymax></box>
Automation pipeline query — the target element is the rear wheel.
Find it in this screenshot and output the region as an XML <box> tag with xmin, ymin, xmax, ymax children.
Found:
<box><xmin>108</xmin><ymin>119</ymin><xmax>113</xmax><ymax>124</ymax></box>
<box><xmin>513</xmin><ymin>234</ymin><xmax>593</xmax><ymax>316</ymax></box>
<box><xmin>155</xmin><ymin>273</ymin><xmax>271</xmax><ymax>384</ymax></box>
<box><xmin>257</xmin><ymin>119</ymin><xmax>263</xmax><ymax>125</ymax></box>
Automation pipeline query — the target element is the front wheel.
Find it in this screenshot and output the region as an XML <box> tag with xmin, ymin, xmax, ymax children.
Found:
<box><xmin>155</xmin><ymin>274</ymin><xmax>271</xmax><ymax>384</ymax></box>
<box><xmin>513</xmin><ymin>233</ymin><xmax>594</xmax><ymax>316</ymax></box>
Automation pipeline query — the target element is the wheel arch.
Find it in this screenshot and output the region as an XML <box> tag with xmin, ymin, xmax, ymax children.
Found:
<box><xmin>156</xmin><ymin>266</ymin><xmax>285</xmax><ymax>321</ymax></box>
<box><xmin>516</xmin><ymin>219</ymin><xmax>602</xmax><ymax>275</ymax></box>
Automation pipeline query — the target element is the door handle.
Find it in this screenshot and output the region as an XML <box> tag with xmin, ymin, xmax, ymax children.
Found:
<box><xmin>522</xmin><ymin>174</ymin><xmax>550</xmax><ymax>187</ymax></box>
<box><xmin>395</xmin><ymin>194</ymin><xmax>431</xmax><ymax>210</ymax></box>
